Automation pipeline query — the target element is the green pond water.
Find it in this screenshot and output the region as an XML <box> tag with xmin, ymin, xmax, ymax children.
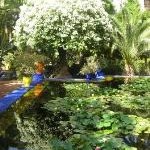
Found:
<box><xmin>0</xmin><ymin>82</ymin><xmax>66</xmax><ymax>149</ymax></box>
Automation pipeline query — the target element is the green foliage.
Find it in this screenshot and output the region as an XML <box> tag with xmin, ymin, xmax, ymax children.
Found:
<box><xmin>13</xmin><ymin>50</ymin><xmax>48</xmax><ymax>78</ymax></box>
<box><xmin>120</xmin><ymin>78</ymin><xmax>150</xmax><ymax>95</ymax></box>
<box><xmin>43</xmin><ymin>78</ymin><xmax>150</xmax><ymax>149</ymax></box>
<box><xmin>44</xmin><ymin>96</ymin><xmax>145</xmax><ymax>149</ymax></box>
<box><xmin>143</xmin><ymin>10</ymin><xmax>150</xmax><ymax>21</ymax></box>
<box><xmin>134</xmin><ymin>59</ymin><xmax>150</xmax><ymax>75</ymax></box>
<box><xmin>0</xmin><ymin>0</ymin><xmax>26</xmax><ymax>9</ymax></box>
<box><xmin>49</xmin><ymin>137</ymin><xmax>73</xmax><ymax>150</ymax></box>
<box><xmin>14</xmin><ymin>78</ymin><xmax>150</xmax><ymax>149</ymax></box>
<box><xmin>2</xmin><ymin>52</ymin><xmax>15</xmax><ymax>69</ymax></box>
<box><xmin>15</xmin><ymin>113</ymin><xmax>51</xmax><ymax>150</ymax></box>
<box><xmin>0</xmin><ymin>0</ymin><xmax>25</xmax><ymax>64</ymax></box>
<box><xmin>80</xmin><ymin>55</ymin><xmax>100</xmax><ymax>74</ymax></box>
<box><xmin>64</xmin><ymin>83</ymin><xmax>101</xmax><ymax>98</ymax></box>
<box><xmin>109</xmin><ymin>78</ymin><xmax>150</xmax><ymax>116</ymax></box>
<box><xmin>13</xmin><ymin>0</ymin><xmax>112</xmax><ymax>55</ymax></box>
<box><xmin>98</xmin><ymin>57</ymin><xmax>124</xmax><ymax>75</ymax></box>
<box><xmin>112</xmin><ymin>0</ymin><xmax>150</xmax><ymax>75</ymax></box>
<box><xmin>102</xmin><ymin>0</ymin><xmax>115</xmax><ymax>14</ymax></box>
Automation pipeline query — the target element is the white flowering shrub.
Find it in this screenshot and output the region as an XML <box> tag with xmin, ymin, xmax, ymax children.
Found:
<box><xmin>14</xmin><ymin>0</ymin><xmax>112</xmax><ymax>54</ymax></box>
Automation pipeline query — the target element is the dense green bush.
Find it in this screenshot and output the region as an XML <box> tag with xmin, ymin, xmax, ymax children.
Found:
<box><xmin>14</xmin><ymin>51</ymin><xmax>48</xmax><ymax>78</ymax></box>
<box><xmin>45</xmin><ymin>78</ymin><xmax>150</xmax><ymax>149</ymax></box>
<box><xmin>120</xmin><ymin>78</ymin><xmax>150</xmax><ymax>95</ymax></box>
<box><xmin>13</xmin><ymin>0</ymin><xmax>112</xmax><ymax>72</ymax></box>
<box><xmin>16</xmin><ymin>78</ymin><xmax>150</xmax><ymax>149</ymax></box>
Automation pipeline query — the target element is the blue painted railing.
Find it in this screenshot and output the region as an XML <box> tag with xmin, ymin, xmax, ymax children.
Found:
<box><xmin>0</xmin><ymin>86</ymin><xmax>34</xmax><ymax>113</ymax></box>
<box><xmin>0</xmin><ymin>73</ymin><xmax>44</xmax><ymax>113</ymax></box>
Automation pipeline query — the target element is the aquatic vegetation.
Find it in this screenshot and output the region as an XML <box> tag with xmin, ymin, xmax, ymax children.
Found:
<box><xmin>42</xmin><ymin>78</ymin><xmax>150</xmax><ymax>149</ymax></box>
<box><xmin>9</xmin><ymin>78</ymin><xmax>150</xmax><ymax>149</ymax></box>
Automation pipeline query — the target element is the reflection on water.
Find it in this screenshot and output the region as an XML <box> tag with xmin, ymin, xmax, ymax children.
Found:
<box><xmin>0</xmin><ymin>87</ymin><xmax>44</xmax><ymax>150</ymax></box>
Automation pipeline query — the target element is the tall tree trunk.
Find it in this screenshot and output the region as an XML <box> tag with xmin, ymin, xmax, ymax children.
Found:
<box><xmin>56</xmin><ymin>47</ymin><xmax>72</xmax><ymax>78</ymax></box>
<box><xmin>124</xmin><ymin>61</ymin><xmax>134</xmax><ymax>83</ymax></box>
<box><xmin>69</xmin><ymin>51</ymin><xmax>91</xmax><ymax>76</ymax></box>
<box><xmin>124</xmin><ymin>62</ymin><xmax>134</xmax><ymax>76</ymax></box>
<box><xmin>125</xmin><ymin>64</ymin><xmax>134</xmax><ymax>76</ymax></box>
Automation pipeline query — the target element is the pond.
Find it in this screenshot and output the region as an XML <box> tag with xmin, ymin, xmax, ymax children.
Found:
<box><xmin>0</xmin><ymin>87</ymin><xmax>47</xmax><ymax>150</ymax></box>
<box><xmin>0</xmin><ymin>78</ymin><xmax>150</xmax><ymax>150</ymax></box>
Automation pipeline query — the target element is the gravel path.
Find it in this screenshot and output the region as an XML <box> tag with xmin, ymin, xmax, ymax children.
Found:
<box><xmin>0</xmin><ymin>80</ymin><xmax>22</xmax><ymax>98</ymax></box>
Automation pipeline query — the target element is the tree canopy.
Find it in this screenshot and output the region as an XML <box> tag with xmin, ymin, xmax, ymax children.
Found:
<box><xmin>14</xmin><ymin>0</ymin><xmax>112</xmax><ymax>54</ymax></box>
<box><xmin>0</xmin><ymin>0</ymin><xmax>25</xmax><ymax>65</ymax></box>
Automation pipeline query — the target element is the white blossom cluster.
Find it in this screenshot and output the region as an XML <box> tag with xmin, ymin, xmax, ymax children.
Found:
<box><xmin>14</xmin><ymin>0</ymin><xmax>112</xmax><ymax>51</ymax></box>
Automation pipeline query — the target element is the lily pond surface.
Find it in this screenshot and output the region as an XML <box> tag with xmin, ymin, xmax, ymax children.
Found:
<box><xmin>0</xmin><ymin>78</ymin><xmax>150</xmax><ymax>150</ymax></box>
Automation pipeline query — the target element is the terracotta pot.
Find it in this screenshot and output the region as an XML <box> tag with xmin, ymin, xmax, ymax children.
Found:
<box><xmin>34</xmin><ymin>84</ymin><xmax>43</xmax><ymax>96</ymax></box>
<box><xmin>35</xmin><ymin>62</ymin><xmax>44</xmax><ymax>74</ymax></box>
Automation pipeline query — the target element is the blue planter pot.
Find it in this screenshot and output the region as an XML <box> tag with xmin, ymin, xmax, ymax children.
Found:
<box><xmin>31</xmin><ymin>73</ymin><xmax>44</xmax><ymax>85</ymax></box>
<box><xmin>95</xmin><ymin>70</ymin><xmax>104</xmax><ymax>79</ymax></box>
<box><xmin>86</xmin><ymin>73</ymin><xmax>92</xmax><ymax>80</ymax></box>
<box><xmin>86</xmin><ymin>73</ymin><xmax>96</xmax><ymax>80</ymax></box>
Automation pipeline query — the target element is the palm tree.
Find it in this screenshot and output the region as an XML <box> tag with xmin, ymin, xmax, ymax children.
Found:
<box><xmin>112</xmin><ymin>0</ymin><xmax>150</xmax><ymax>75</ymax></box>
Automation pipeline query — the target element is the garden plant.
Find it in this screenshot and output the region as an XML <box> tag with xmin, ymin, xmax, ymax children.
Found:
<box><xmin>0</xmin><ymin>0</ymin><xmax>150</xmax><ymax>149</ymax></box>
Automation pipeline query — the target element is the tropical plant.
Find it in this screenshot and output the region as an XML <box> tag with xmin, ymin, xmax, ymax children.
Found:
<box><xmin>80</xmin><ymin>55</ymin><xmax>100</xmax><ymax>74</ymax></box>
<box><xmin>2</xmin><ymin>52</ymin><xmax>15</xmax><ymax>70</ymax></box>
<box><xmin>13</xmin><ymin>78</ymin><xmax>150</xmax><ymax>149</ymax></box>
<box><xmin>0</xmin><ymin>0</ymin><xmax>25</xmax><ymax>65</ymax></box>
<box><xmin>13</xmin><ymin>0</ymin><xmax>112</xmax><ymax>76</ymax></box>
<box><xmin>15</xmin><ymin>113</ymin><xmax>51</xmax><ymax>150</ymax></box>
<box><xmin>43</xmin><ymin>79</ymin><xmax>150</xmax><ymax>149</ymax></box>
<box><xmin>102</xmin><ymin>0</ymin><xmax>115</xmax><ymax>14</ymax></box>
<box><xmin>13</xmin><ymin>50</ymin><xmax>48</xmax><ymax>78</ymax></box>
<box><xmin>112</xmin><ymin>0</ymin><xmax>150</xmax><ymax>75</ymax></box>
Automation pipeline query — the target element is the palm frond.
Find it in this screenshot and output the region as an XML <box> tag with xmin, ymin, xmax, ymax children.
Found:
<box><xmin>111</xmin><ymin>0</ymin><xmax>150</xmax><ymax>74</ymax></box>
